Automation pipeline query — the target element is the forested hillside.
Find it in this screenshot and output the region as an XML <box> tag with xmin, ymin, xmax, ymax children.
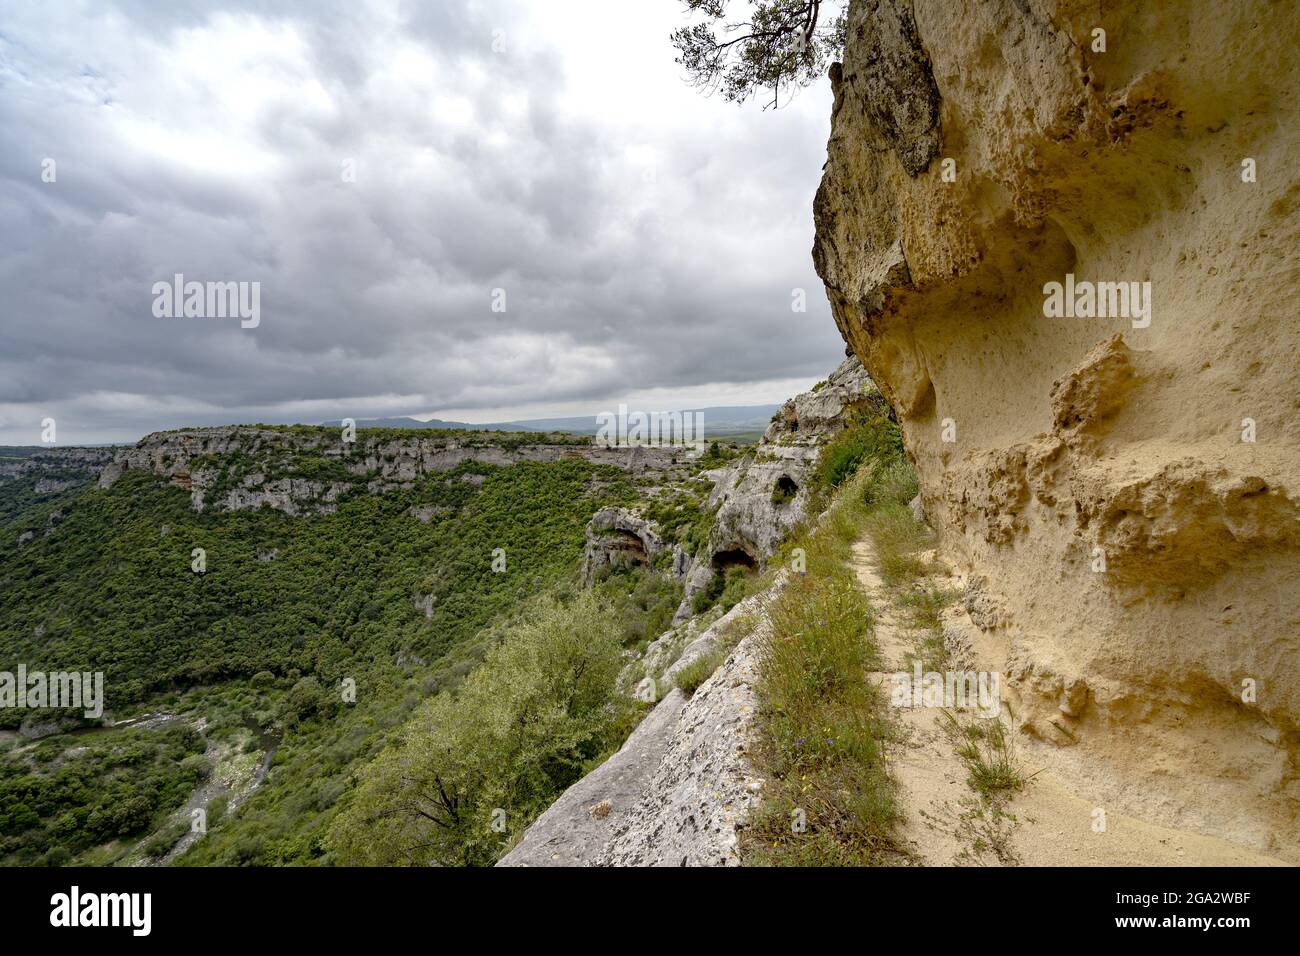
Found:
<box><xmin>0</xmin><ymin>429</ymin><xmax>700</xmax><ymax>865</ymax></box>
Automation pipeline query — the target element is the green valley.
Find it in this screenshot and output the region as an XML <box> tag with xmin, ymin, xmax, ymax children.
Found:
<box><xmin>0</xmin><ymin>429</ymin><xmax>707</xmax><ymax>866</ymax></box>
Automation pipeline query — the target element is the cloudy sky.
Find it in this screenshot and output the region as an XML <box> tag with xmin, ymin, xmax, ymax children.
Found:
<box><xmin>0</xmin><ymin>0</ymin><xmax>845</xmax><ymax>444</ymax></box>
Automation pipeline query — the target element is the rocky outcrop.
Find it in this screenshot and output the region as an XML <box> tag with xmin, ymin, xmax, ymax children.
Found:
<box><xmin>11</xmin><ymin>427</ymin><xmax>695</xmax><ymax>516</ymax></box>
<box><xmin>206</xmin><ymin>476</ymin><xmax>351</xmax><ymax>517</ymax></box>
<box><xmin>500</xmin><ymin>586</ymin><xmax>774</xmax><ymax>867</ymax></box>
<box><xmin>0</xmin><ymin>447</ymin><xmax>114</xmax><ymax>487</ymax></box>
<box><xmin>814</xmin><ymin>0</ymin><xmax>1300</xmax><ymax>856</ymax></box>
<box><xmin>709</xmin><ymin>356</ymin><xmax>880</xmax><ymax>564</ymax></box>
<box><xmin>595</xmin><ymin>626</ymin><xmax>764</xmax><ymax>867</ymax></box>
<box><xmin>499</xmin><ymin>358</ymin><xmax>878</xmax><ymax>866</ymax></box>
<box><xmin>673</xmin><ymin>355</ymin><xmax>881</xmax><ymax>620</ymax></box>
<box><xmin>32</xmin><ymin>478</ymin><xmax>78</xmax><ymax>494</ymax></box>
<box><xmin>638</xmin><ymin>618</ymin><xmax>719</xmax><ymax>696</ymax></box>
<box><xmin>762</xmin><ymin>353</ymin><xmax>880</xmax><ymax>442</ymax></box>
<box><xmin>705</xmin><ymin>449</ymin><xmax>809</xmax><ymax>565</ymax></box>
<box><xmin>497</xmin><ymin>690</ymin><xmax>688</xmax><ymax>867</ymax></box>
<box><xmin>581</xmin><ymin>507</ymin><xmax>667</xmax><ymax>583</ymax></box>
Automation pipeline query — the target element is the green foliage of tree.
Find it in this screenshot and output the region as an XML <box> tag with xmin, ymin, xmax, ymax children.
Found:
<box><xmin>0</xmin><ymin>459</ymin><xmax>635</xmax><ymax>713</ymax></box>
<box><xmin>0</xmin><ymin>471</ymin><xmax>89</xmax><ymax>526</ymax></box>
<box><xmin>672</xmin><ymin>0</ymin><xmax>847</xmax><ymax>108</ymax></box>
<box><xmin>698</xmin><ymin>440</ymin><xmax>744</xmax><ymax>469</ymax></box>
<box><xmin>0</xmin><ymin>443</ymin><xmax>697</xmax><ymax>866</ymax></box>
<box><xmin>0</xmin><ymin>722</ymin><xmax>205</xmax><ymax>864</ymax></box>
<box><xmin>326</xmin><ymin>591</ymin><xmax>632</xmax><ymax>866</ymax></box>
<box><xmin>590</xmin><ymin>566</ymin><xmax>683</xmax><ymax>651</ymax></box>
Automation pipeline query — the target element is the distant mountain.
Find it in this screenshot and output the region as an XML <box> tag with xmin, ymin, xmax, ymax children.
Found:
<box><xmin>319</xmin><ymin>416</ymin><xmax>533</xmax><ymax>432</ymax></box>
<box><xmin>321</xmin><ymin>404</ymin><xmax>782</xmax><ymax>438</ymax></box>
<box><xmin>511</xmin><ymin>405</ymin><xmax>781</xmax><ymax>437</ymax></box>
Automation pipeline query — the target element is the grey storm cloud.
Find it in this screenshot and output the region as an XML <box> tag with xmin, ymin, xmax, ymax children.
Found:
<box><xmin>0</xmin><ymin>0</ymin><xmax>846</xmax><ymax>443</ymax></box>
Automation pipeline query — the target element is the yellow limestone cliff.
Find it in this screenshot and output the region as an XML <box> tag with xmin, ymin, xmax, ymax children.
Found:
<box><xmin>813</xmin><ymin>0</ymin><xmax>1299</xmax><ymax>858</ymax></box>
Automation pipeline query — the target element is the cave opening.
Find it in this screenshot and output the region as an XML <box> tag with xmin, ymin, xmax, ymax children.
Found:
<box><xmin>772</xmin><ymin>474</ymin><xmax>798</xmax><ymax>505</ymax></box>
<box><xmin>712</xmin><ymin>548</ymin><xmax>758</xmax><ymax>572</ymax></box>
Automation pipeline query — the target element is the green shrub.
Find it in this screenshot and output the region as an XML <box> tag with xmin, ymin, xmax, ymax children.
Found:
<box><xmin>40</xmin><ymin>846</ymin><xmax>73</xmax><ymax>867</ymax></box>
<box><xmin>179</xmin><ymin>753</ymin><xmax>212</xmax><ymax>781</ymax></box>
<box><xmin>699</xmin><ymin>441</ymin><xmax>743</xmax><ymax>469</ymax></box>
<box><xmin>813</xmin><ymin>408</ymin><xmax>904</xmax><ymax>492</ymax></box>
<box><xmin>641</xmin><ymin>481</ymin><xmax>716</xmax><ymax>552</ymax></box>
<box><xmin>948</xmin><ymin>714</ymin><xmax>1025</xmax><ymax>798</ymax></box>
<box><xmin>281</xmin><ymin>677</ymin><xmax>337</xmax><ymax>726</ymax></box>
<box><xmin>691</xmin><ymin>564</ymin><xmax>753</xmax><ymax>616</ymax></box>
<box><xmin>770</xmin><ymin>476</ymin><xmax>796</xmax><ymax>505</ymax></box>
<box><xmin>692</xmin><ymin>576</ymin><xmax>719</xmax><ymax>614</ymax></box>
<box><xmin>87</xmin><ymin>794</ymin><xmax>155</xmax><ymax>839</ymax></box>
<box><xmin>142</xmin><ymin>817</ymin><xmax>189</xmax><ymax>859</ymax></box>
<box><xmin>326</xmin><ymin>591</ymin><xmax>631</xmax><ymax>866</ymax></box>
<box><xmin>673</xmin><ymin>649</ymin><xmax>726</xmax><ymax>695</ymax></box>
<box><xmin>207</xmin><ymin>796</ymin><xmax>228</xmax><ymax>826</ymax></box>
<box><xmin>591</xmin><ymin>567</ymin><xmax>683</xmax><ymax>648</ymax></box>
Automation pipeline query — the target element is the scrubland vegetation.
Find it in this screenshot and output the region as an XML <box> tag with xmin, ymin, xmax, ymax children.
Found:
<box><xmin>0</xmin><ymin>722</ymin><xmax>206</xmax><ymax>866</ymax></box>
<box><xmin>0</xmin><ymin>444</ymin><xmax>685</xmax><ymax>866</ymax></box>
<box><xmin>326</xmin><ymin>592</ymin><xmax>638</xmax><ymax>866</ymax></box>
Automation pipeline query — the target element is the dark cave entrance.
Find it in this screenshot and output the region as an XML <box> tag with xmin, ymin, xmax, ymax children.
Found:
<box><xmin>772</xmin><ymin>474</ymin><xmax>798</xmax><ymax>505</ymax></box>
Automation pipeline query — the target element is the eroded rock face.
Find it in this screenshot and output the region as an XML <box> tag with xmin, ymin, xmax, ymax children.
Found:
<box><xmin>0</xmin><ymin>447</ymin><xmax>114</xmax><ymax>490</ymax></box>
<box><xmin>665</xmin><ymin>353</ymin><xmax>878</xmax><ymax>621</ymax></box>
<box><xmin>503</xmin><ymin>585</ymin><xmax>775</xmax><ymax>867</ymax></box>
<box><xmin>675</xmin><ymin>355</ymin><xmax>882</xmax><ymax>620</ymax></box>
<box><xmin>595</xmin><ymin>628</ymin><xmax>763</xmax><ymax>867</ymax></box>
<box><xmin>496</xmin><ymin>690</ymin><xmax>688</xmax><ymax>867</ymax></box>
<box><xmin>581</xmin><ymin>507</ymin><xmax>667</xmax><ymax>582</ymax></box>
<box><xmin>18</xmin><ymin>427</ymin><xmax>694</xmax><ymax>516</ymax></box>
<box><xmin>761</xmin><ymin>353</ymin><xmax>880</xmax><ymax>442</ymax></box>
<box><xmin>815</xmin><ymin>0</ymin><xmax>1300</xmax><ymax>855</ymax></box>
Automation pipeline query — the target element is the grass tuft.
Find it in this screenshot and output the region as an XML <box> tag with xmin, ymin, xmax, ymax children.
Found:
<box><xmin>948</xmin><ymin>714</ymin><xmax>1025</xmax><ymax>800</ymax></box>
<box><xmin>862</xmin><ymin>503</ymin><xmax>934</xmax><ymax>586</ymax></box>
<box><xmin>673</xmin><ymin>649</ymin><xmax>727</xmax><ymax>695</ymax></box>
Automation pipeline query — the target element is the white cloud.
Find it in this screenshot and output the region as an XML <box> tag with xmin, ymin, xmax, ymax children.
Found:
<box><xmin>0</xmin><ymin>0</ymin><xmax>846</xmax><ymax>444</ymax></box>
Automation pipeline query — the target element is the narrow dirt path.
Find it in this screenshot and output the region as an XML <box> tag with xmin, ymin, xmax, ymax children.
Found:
<box><xmin>853</xmin><ymin>538</ymin><xmax>979</xmax><ymax>865</ymax></box>
<box><xmin>850</xmin><ymin>535</ymin><xmax>1288</xmax><ymax>867</ymax></box>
